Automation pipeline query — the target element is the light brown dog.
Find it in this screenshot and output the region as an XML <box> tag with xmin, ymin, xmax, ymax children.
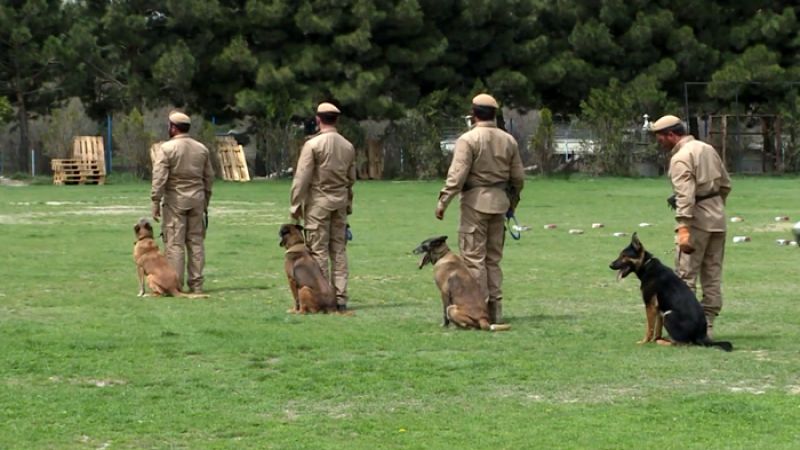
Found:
<box><xmin>133</xmin><ymin>218</ymin><xmax>207</xmax><ymax>298</ymax></box>
<box><xmin>414</xmin><ymin>236</ymin><xmax>510</xmax><ymax>331</ymax></box>
<box><xmin>279</xmin><ymin>223</ymin><xmax>340</xmax><ymax>314</ymax></box>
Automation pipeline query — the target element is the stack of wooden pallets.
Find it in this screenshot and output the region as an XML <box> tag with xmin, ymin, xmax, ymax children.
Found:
<box><xmin>51</xmin><ymin>136</ymin><xmax>106</xmax><ymax>185</ymax></box>
<box><xmin>216</xmin><ymin>136</ymin><xmax>250</xmax><ymax>181</ymax></box>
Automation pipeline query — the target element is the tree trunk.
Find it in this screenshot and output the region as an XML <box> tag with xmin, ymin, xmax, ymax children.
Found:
<box><xmin>15</xmin><ymin>89</ymin><xmax>30</xmax><ymax>174</ymax></box>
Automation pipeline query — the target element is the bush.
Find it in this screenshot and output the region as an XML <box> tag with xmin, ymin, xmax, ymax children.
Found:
<box><xmin>580</xmin><ymin>77</ymin><xmax>675</xmax><ymax>175</ymax></box>
<box><xmin>113</xmin><ymin>107</ymin><xmax>155</xmax><ymax>179</ymax></box>
<box><xmin>530</xmin><ymin>108</ymin><xmax>555</xmax><ymax>175</ymax></box>
<box><xmin>40</xmin><ymin>98</ymin><xmax>99</xmax><ymax>159</ymax></box>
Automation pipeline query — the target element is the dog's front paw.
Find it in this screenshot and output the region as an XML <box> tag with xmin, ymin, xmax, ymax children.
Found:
<box><xmin>137</xmin><ymin>290</ymin><xmax>145</xmax><ymax>297</ymax></box>
<box><xmin>637</xmin><ymin>338</ymin><xmax>653</xmax><ymax>345</ymax></box>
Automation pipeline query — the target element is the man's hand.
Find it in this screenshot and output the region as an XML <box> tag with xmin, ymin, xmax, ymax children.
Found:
<box><xmin>290</xmin><ymin>207</ymin><xmax>302</xmax><ymax>221</ymax></box>
<box><xmin>676</xmin><ymin>225</ymin><xmax>694</xmax><ymax>254</ymax></box>
<box><xmin>435</xmin><ymin>203</ymin><xmax>445</xmax><ymax>220</ymax></box>
<box><xmin>152</xmin><ymin>202</ymin><xmax>161</xmax><ymax>222</ymax></box>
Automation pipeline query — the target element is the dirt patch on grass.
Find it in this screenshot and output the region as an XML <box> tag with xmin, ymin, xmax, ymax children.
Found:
<box><xmin>48</xmin><ymin>376</ymin><xmax>128</xmax><ymax>388</ymax></box>
<box><xmin>0</xmin><ymin>213</ymin><xmax>52</xmax><ymax>225</ymax></box>
<box><xmin>748</xmin><ymin>223</ymin><xmax>793</xmax><ymax>233</ymax></box>
<box><xmin>0</xmin><ymin>176</ymin><xmax>28</xmax><ymax>187</ymax></box>
<box><xmin>67</xmin><ymin>206</ymin><xmax>141</xmax><ymax>216</ymax></box>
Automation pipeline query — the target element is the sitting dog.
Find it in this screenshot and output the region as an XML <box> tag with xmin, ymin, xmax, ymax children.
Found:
<box><xmin>609</xmin><ymin>233</ymin><xmax>732</xmax><ymax>351</ymax></box>
<box><xmin>133</xmin><ymin>218</ymin><xmax>207</xmax><ymax>298</ymax></box>
<box><xmin>279</xmin><ymin>224</ymin><xmax>339</xmax><ymax>314</ymax></box>
<box><xmin>414</xmin><ymin>236</ymin><xmax>510</xmax><ymax>331</ymax></box>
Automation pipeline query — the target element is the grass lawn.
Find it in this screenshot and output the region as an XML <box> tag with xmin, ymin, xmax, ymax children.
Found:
<box><xmin>1</xmin><ymin>176</ymin><xmax>799</xmax><ymax>449</ymax></box>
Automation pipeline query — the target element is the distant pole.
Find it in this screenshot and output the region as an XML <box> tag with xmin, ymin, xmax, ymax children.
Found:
<box><xmin>31</xmin><ymin>149</ymin><xmax>35</xmax><ymax>177</ymax></box>
<box><xmin>106</xmin><ymin>113</ymin><xmax>113</xmax><ymax>173</ymax></box>
<box><xmin>683</xmin><ymin>83</ymin><xmax>690</xmax><ymax>134</ymax></box>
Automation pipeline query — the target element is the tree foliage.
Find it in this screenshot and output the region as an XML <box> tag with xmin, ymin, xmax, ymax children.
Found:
<box><xmin>2</xmin><ymin>1</ymin><xmax>800</xmax><ymax>173</ymax></box>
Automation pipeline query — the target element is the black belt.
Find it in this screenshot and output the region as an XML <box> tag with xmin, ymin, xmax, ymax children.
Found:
<box><xmin>667</xmin><ymin>192</ymin><xmax>720</xmax><ymax>210</ymax></box>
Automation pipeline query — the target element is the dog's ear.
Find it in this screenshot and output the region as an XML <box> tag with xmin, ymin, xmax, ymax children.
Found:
<box><xmin>144</xmin><ymin>221</ymin><xmax>152</xmax><ymax>231</ymax></box>
<box><xmin>631</xmin><ymin>232</ymin><xmax>642</xmax><ymax>252</ymax></box>
<box><xmin>134</xmin><ymin>224</ymin><xmax>140</xmax><ymax>233</ymax></box>
<box><xmin>293</xmin><ymin>224</ymin><xmax>304</xmax><ymax>232</ymax></box>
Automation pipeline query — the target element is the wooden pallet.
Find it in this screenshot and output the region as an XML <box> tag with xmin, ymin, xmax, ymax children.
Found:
<box><xmin>217</xmin><ymin>136</ymin><xmax>250</xmax><ymax>181</ymax></box>
<box><xmin>51</xmin><ymin>159</ymin><xmax>106</xmax><ymax>185</ymax></box>
<box><xmin>52</xmin><ymin>136</ymin><xmax>106</xmax><ymax>185</ymax></box>
<box><xmin>72</xmin><ymin>136</ymin><xmax>106</xmax><ymax>174</ymax></box>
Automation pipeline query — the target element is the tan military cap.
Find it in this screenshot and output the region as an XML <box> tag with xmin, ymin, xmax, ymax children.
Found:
<box><xmin>168</xmin><ymin>111</ymin><xmax>191</xmax><ymax>126</ymax></box>
<box><xmin>472</xmin><ymin>93</ymin><xmax>499</xmax><ymax>108</ymax></box>
<box><xmin>316</xmin><ymin>102</ymin><xmax>341</xmax><ymax>114</ymax></box>
<box><xmin>650</xmin><ymin>115</ymin><xmax>682</xmax><ymax>132</ymax></box>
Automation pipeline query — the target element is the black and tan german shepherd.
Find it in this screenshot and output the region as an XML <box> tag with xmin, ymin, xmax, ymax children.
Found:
<box><xmin>609</xmin><ymin>233</ymin><xmax>732</xmax><ymax>351</ymax></box>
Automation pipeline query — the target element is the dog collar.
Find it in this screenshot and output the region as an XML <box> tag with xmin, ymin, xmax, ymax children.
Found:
<box><xmin>428</xmin><ymin>247</ymin><xmax>449</xmax><ymax>264</ymax></box>
<box><xmin>285</xmin><ymin>243</ymin><xmax>308</xmax><ymax>254</ymax></box>
<box><xmin>635</xmin><ymin>256</ymin><xmax>656</xmax><ymax>276</ymax></box>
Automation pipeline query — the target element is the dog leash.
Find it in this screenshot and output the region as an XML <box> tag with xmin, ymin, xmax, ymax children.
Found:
<box><xmin>506</xmin><ymin>210</ymin><xmax>521</xmax><ymax>240</ymax></box>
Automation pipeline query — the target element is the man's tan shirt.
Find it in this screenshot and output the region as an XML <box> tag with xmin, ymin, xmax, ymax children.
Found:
<box><xmin>151</xmin><ymin>134</ymin><xmax>214</xmax><ymax>210</ymax></box>
<box><xmin>290</xmin><ymin>129</ymin><xmax>356</xmax><ymax>216</ymax></box>
<box><xmin>438</xmin><ymin>121</ymin><xmax>525</xmax><ymax>214</ymax></box>
<box><xmin>669</xmin><ymin>135</ymin><xmax>731</xmax><ymax>232</ymax></box>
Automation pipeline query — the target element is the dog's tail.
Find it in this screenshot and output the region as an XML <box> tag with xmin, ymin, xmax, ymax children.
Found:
<box><xmin>699</xmin><ymin>336</ymin><xmax>733</xmax><ymax>352</ymax></box>
<box><xmin>478</xmin><ymin>318</ymin><xmax>511</xmax><ymax>331</ymax></box>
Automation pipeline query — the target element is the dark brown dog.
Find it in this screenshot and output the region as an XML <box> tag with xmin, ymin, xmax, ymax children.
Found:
<box><xmin>414</xmin><ymin>236</ymin><xmax>510</xmax><ymax>331</ymax></box>
<box><xmin>133</xmin><ymin>218</ymin><xmax>207</xmax><ymax>298</ymax></box>
<box><xmin>279</xmin><ymin>224</ymin><xmax>339</xmax><ymax>314</ymax></box>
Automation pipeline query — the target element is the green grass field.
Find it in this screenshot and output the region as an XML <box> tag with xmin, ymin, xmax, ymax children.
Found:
<box><xmin>1</xmin><ymin>176</ymin><xmax>799</xmax><ymax>449</ymax></box>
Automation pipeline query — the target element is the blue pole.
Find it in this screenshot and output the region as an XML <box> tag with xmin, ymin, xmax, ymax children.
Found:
<box><xmin>106</xmin><ymin>113</ymin><xmax>112</xmax><ymax>173</ymax></box>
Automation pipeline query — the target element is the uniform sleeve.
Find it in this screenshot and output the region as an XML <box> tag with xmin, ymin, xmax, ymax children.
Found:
<box><xmin>719</xmin><ymin>161</ymin><xmax>732</xmax><ymax>202</ymax></box>
<box><xmin>203</xmin><ymin>150</ymin><xmax>215</xmax><ymax>207</ymax></box>
<box><xmin>437</xmin><ymin>138</ymin><xmax>472</xmax><ymax>211</ymax></box>
<box><xmin>290</xmin><ymin>143</ymin><xmax>315</xmax><ymax>216</ymax></box>
<box><xmin>670</xmin><ymin>159</ymin><xmax>695</xmax><ymax>227</ymax></box>
<box><xmin>347</xmin><ymin>145</ymin><xmax>356</xmax><ymax>213</ymax></box>
<box><xmin>509</xmin><ymin>140</ymin><xmax>525</xmax><ymax>202</ymax></box>
<box><xmin>151</xmin><ymin>145</ymin><xmax>169</xmax><ymax>203</ymax></box>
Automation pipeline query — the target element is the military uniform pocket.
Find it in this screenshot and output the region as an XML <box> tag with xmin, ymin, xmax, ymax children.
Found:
<box><xmin>458</xmin><ymin>224</ymin><xmax>476</xmax><ymax>252</ymax></box>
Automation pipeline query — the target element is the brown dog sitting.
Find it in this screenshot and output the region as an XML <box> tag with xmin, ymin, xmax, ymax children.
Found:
<box><xmin>414</xmin><ymin>235</ymin><xmax>510</xmax><ymax>331</ymax></box>
<box><xmin>279</xmin><ymin>224</ymin><xmax>339</xmax><ymax>314</ymax></box>
<box><xmin>133</xmin><ymin>218</ymin><xmax>207</xmax><ymax>298</ymax></box>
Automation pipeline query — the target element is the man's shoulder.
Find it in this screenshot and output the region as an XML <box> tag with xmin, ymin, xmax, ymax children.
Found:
<box><xmin>164</xmin><ymin>135</ymin><xmax>207</xmax><ymax>150</ymax></box>
<box><xmin>312</xmin><ymin>131</ymin><xmax>354</xmax><ymax>149</ymax></box>
<box><xmin>457</xmin><ymin>127</ymin><xmax>481</xmax><ymax>144</ymax></box>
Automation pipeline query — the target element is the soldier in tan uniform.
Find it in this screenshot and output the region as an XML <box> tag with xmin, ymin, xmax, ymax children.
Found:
<box><xmin>151</xmin><ymin>111</ymin><xmax>215</xmax><ymax>294</ymax></box>
<box><xmin>290</xmin><ymin>102</ymin><xmax>356</xmax><ymax>311</ymax></box>
<box><xmin>435</xmin><ymin>94</ymin><xmax>525</xmax><ymax>323</ymax></box>
<box><xmin>651</xmin><ymin>115</ymin><xmax>732</xmax><ymax>337</ymax></box>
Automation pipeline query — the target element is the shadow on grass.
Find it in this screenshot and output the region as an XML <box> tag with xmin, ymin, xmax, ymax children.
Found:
<box><xmin>507</xmin><ymin>313</ymin><xmax>580</xmax><ymax>324</ymax></box>
<box><xmin>201</xmin><ymin>285</ymin><xmax>272</xmax><ymax>294</ymax></box>
<box><xmin>349</xmin><ymin>300</ymin><xmax>411</xmax><ymax>310</ymax></box>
